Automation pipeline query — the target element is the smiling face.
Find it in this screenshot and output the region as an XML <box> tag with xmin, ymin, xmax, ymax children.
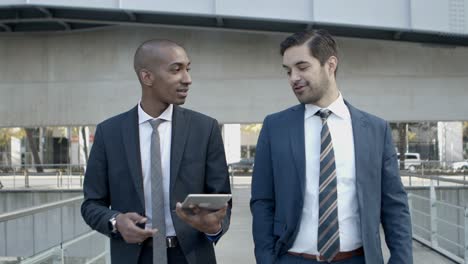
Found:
<box><xmin>139</xmin><ymin>45</ymin><xmax>192</xmax><ymax>106</ymax></box>
<box><xmin>282</xmin><ymin>42</ymin><xmax>338</xmax><ymax>107</ymax></box>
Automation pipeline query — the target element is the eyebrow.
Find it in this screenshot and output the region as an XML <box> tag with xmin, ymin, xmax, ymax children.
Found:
<box><xmin>169</xmin><ymin>61</ymin><xmax>191</xmax><ymax>68</ymax></box>
<box><xmin>282</xmin><ymin>61</ymin><xmax>310</xmax><ymax>69</ymax></box>
<box><xmin>295</xmin><ymin>61</ymin><xmax>310</xmax><ymax>66</ymax></box>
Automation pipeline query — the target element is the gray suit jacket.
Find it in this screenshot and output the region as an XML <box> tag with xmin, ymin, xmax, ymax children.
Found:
<box><xmin>81</xmin><ymin>105</ymin><xmax>231</xmax><ymax>264</ymax></box>
<box><xmin>250</xmin><ymin>101</ymin><xmax>412</xmax><ymax>264</ymax></box>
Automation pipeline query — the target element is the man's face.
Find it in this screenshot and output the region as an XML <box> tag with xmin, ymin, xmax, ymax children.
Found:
<box><xmin>282</xmin><ymin>43</ymin><xmax>331</xmax><ymax>105</ymax></box>
<box><xmin>147</xmin><ymin>46</ymin><xmax>192</xmax><ymax>105</ymax></box>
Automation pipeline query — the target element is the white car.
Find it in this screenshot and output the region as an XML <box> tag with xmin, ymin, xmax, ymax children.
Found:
<box><xmin>397</xmin><ymin>153</ymin><xmax>421</xmax><ymax>172</ymax></box>
<box><xmin>451</xmin><ymin>160</ymin><xmax>468</xmax><ymax>171</ymax></box>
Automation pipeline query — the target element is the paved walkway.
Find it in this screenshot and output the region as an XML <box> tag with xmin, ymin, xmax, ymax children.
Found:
<box><xmin>216</xmin><ymin>184</ymin><xmax>455</xmax><ymax>264</ymax></box>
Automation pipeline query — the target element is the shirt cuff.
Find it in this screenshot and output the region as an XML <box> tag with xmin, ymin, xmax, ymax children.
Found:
<box><xmin>205</xmin><ymin>228</ymin><xmax>223</xmax><ymax>242</ymax></box>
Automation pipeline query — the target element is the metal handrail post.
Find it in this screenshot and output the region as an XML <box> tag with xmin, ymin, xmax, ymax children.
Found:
<box><xmin>430</xmin><ymin>180</ymin><xmax>438</xmax><ymax>248</ymax></box>
<box><xmin>59</xmin><ymin>170</ymin><xmax>63</xmax><ymax>187</ymax></box>
<box><xmin>420</xmin><ymin>162</ymin><xmax>424</xmax><ymax>187</ymax></box>
<box><xmin>3</xmin><ymin>221</ymin><xmax>6</xmax><ymax>256</ymax></box>
<box><xmin>61</xmin><ymin>242</ymin><xmax>65</xmax><ymax>264</ymax></box>
<box><xmin>465</xmin><ymin>207</ymin><xmax>468</xmax><ymax>263</ymax></box>
<box><xmin>13</xmin><ymin>166</ymin><xmax>16</xmax><ymax>189</ymax></box>
<box><xmin>408</xmin><ymin>193</ymin><xmax>413</xmax><ymax>223</ymax></box>
<box><xmin>69</xmin><ymin>170</ymin><xmax>72</xmax><ymax>189</ymax></box>
<box><xmin>24</xmin><ymin>169</ymin><xmax>29</xmax><ymax>188</ymax></box>
<box><xmin>229</xmin><ymin>167</ymin><xmax>234</xmax><ymax>187</ymax></box>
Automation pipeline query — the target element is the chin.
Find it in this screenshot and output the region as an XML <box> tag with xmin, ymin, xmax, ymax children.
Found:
<box><xmin>297</xmin><ymin>96</ymin><xmax>319</xmax><ymax>105</ymax></box>
<box><xmin>296</xmin><ymin>95</ymin><xmax>311</xmax><ymax>104</ymax></box>
<box><xmin>174</xmin><ymin>99</ymin><xmax>186</xmax><ymax>105</ymax></box>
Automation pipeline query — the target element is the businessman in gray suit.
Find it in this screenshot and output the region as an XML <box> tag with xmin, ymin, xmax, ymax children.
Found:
<box><xmin>81</xmin><ymin>39</ymin><xmax>231</xmax><ymax>264</ymax></box>
<box><xmin>250</xmin><ymin>30</ymin><xmax>412</xmax><ymax>263</ymax></box>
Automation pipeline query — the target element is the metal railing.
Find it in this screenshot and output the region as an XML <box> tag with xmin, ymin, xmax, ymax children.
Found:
<box><xmin>0</xmin><ymin>195</ymin><xmax>107</xmax><ymax>263</ymax></box>
<box><xmin>408</xmin><ymin>179</ymin><xmax>468</xmax><ymax>263</ymax></box>
<box><xmin>19</xmin><ymin>231</ymin><xmax>109</xmax><ymax>264</ymax></box>
<box><xmin>0</xmin><ymin>164</ymin><xmax>86</xmax><ymax>189</ymax></box>
<box><xmin>401</xmin><ymin>160</ymin><xmax>468</xmax><ymax>187</ymax></box>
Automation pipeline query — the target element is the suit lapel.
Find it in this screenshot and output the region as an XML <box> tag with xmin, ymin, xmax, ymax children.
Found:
<box><xmin>346</xmin><ymin>101</ymin><xmax>369</xmax><ymax>218</ymax></box>
<box><xmin>121</xmin><ymin>106</ymin><xmax>145</xmax><ymax>208</ymax></box>
<box><xmin>289</xmin><ymin>104</ymin><xmax>306</xmax><ymax>197</ymax></box>
<box><xmin>170</xmin><ymin>105</ymin><xmax>191</xmax><ymax>194</ymax></box>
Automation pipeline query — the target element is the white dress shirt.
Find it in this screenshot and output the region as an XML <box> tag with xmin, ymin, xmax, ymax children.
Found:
<box><xmin>290</xmin><ymin>93</ymin><xmax>362</xmax><ymax>254</ymax></box>
<box><xmin>138</xmin><ymin>102</ymin><xmax>176</xmax><ymax>236</ymax></box>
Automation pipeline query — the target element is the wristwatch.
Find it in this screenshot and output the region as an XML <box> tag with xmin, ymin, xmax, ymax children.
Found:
<box><xmin>108</xmin><ymin>213</ymin><xmax>119</xmax><ymax>234</ymax></box>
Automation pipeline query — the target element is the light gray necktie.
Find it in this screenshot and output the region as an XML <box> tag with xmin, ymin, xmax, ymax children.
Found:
<box><xmin>149</xmin><ymin>119</ymin><xmax>167</xmax><ymax>264</ymax></box>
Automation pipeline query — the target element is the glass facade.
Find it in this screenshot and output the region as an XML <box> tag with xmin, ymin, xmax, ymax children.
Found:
<box><xmin>0</xmin><ymin>126</ymin><xmax>95</xmax><ymax>173</ymax></box>
<box><xmin>0</xmin><ymin>121</ymin><xmax>466</xmax><ymax>175</ymax></box>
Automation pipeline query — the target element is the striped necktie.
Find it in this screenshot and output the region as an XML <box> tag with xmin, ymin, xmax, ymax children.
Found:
<box><xmin>316</xmin><ymin>109</ymin><xmax>340</xmax><ymax>262</ymax></box>
<box><xmin>149</xmin><ymin>119</ymin><xmax>167</xmax><ymax>264</ymax></box>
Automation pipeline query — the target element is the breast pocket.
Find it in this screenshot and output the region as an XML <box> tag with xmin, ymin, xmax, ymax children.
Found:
<box><xmin>179</xmin><ymin>154</ymin><xmax>205</xmax><ymax>187</ymax></box>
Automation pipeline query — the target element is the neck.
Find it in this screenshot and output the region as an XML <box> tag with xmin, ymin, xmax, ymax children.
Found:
<box><xmin>140</xmin><ymin>97</ymin><xmax>169</xmax><ymax>118</ymax></box>
<box><xmin>315</xmin><ymin>82</ymin><xmax>339</xmax><ymax>108</ymax></box>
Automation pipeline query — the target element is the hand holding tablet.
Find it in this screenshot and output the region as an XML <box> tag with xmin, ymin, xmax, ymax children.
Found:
<box><xmin>175</xmin><ymin>194</ymin><xmax>231</xmax><ymax>234</ymax></box>
<box><xmin>180</xmin><ymin>194</ymin><xmax>232</xmax><ymax>211</ymax></box>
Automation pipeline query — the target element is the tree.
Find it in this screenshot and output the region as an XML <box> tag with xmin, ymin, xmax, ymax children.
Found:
<box><xmin>241</xmin><ymin>124</ymin><xmax>262</xmax><ymax>134</ymax></box>
<box><xmin>80</xmin><ymin>126</ymin><xmax>89</xmax><ymax>162</ymax></box>
<box><xmin>240</xmin><ymin>124</ymin><xmax>262</xmax><ymax>158</ymax></box>
<box><xmin>25</xmin><ymin>128</ymin><xmax>43</xmax><ymax>173</ymax></box>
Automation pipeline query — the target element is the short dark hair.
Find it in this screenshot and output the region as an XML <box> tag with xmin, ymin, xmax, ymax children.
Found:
<box><xmin>280</xmin><ymin>29</ymin><xmax>338</xmax><ymax>74</ymax></box>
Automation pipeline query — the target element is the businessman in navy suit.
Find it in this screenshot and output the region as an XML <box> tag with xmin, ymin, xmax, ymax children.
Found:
<box><xmin>81</xmin><ymin>40</ymin><xmax>231</xmax><ymax>264</ymax></box>
<box><xmin>250</xmin><ymin>30</ymin><xmax>412</xmax><ymax>263</ymax></box>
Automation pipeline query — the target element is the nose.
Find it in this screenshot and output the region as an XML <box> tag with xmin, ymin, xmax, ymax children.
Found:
<box><xmin>289</xmin><ymin>69</ymin><xmax>301</xmax><ymax>83</ymax></box>
<box><xmin>182</xmin><ymin>70</ymin><xmax>192</xmax><ymax>85</ymax></box>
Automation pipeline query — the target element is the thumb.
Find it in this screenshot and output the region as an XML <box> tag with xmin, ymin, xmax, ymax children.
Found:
<box><xmin>126</xmin><ymin>212</ymin><xmax>145</xmax><ymax>222</ymax></box>
<box><xmin>215</xmin><ymin>206</ymin><xmax>227</xmax><ymax>218</ymax></box>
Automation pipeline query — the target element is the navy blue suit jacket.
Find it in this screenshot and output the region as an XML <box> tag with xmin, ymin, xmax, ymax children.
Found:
<box><xmin>81</xmin><ymin>105</ymin><xmax>231</xmax><ymax>264</ymax></box>
<box><xmin>250</xmin><ymin>102</ymin><xmax>412</xmax><ymax>264</ymax></box>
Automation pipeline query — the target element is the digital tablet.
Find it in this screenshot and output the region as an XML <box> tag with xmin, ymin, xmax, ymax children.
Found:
<box><xmin>181</xmin><ymin>194</ymin><xmax>232</xmax><ymax>211</ymax></box>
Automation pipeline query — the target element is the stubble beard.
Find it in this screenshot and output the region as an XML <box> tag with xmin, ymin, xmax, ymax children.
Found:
<box><xmin>297</xmin><ymin>78</ymin><xmax>329</xmax><ymax>105</ymax></box>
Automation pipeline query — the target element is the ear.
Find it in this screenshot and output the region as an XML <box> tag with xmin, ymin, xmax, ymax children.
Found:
<box><xmin>327</xmin><ymin>56</ymin><xmax>338</xmax><ymax>77</ymax></box>
<box><xmin>139</xmin><ymin>69</ymin><xmax>153</xmax><ymax>86</ymax></box>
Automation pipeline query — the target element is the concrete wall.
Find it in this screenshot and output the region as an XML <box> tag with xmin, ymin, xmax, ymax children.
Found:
<box><xmin>1</xmin><ymin>25</ymin><xmax>468</xmax><ymax>127</ymax></box>
<box><xmin>2</xmin><ymin>0</ymin><xmax>468</xmax><ymax>35</ymax></box>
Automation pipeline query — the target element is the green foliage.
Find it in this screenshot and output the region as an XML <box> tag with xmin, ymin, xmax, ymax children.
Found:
<box><xmin>241</xmin><ymin>124</ymin><xmax>262</xmax><ymax>134</ymax></box>
<box><xmin>0</xmin><ymin>128</ymin><xmax>25</xmax><ymax>149</ymax></box>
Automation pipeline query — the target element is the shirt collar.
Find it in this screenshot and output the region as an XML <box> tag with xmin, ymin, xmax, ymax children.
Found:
<box><xmin>304</xmin><ymin>92</ymin><xmax>350</xmax><ymax>120</ymax></box>
<box><xmin>138</xmin><ymin>101</ymin><xmax>173</xmax><ymax>125</ymax></box>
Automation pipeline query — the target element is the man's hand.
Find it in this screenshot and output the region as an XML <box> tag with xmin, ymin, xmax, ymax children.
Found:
<box><xmin>115</xmin><ymin>212</ymin><xmax>157</xmax><ymax>244</ymax></box>
<box><xmin>175</xmin><ymin>202</ymin><xmax>227</xmax><ymax>234</ymax></box>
